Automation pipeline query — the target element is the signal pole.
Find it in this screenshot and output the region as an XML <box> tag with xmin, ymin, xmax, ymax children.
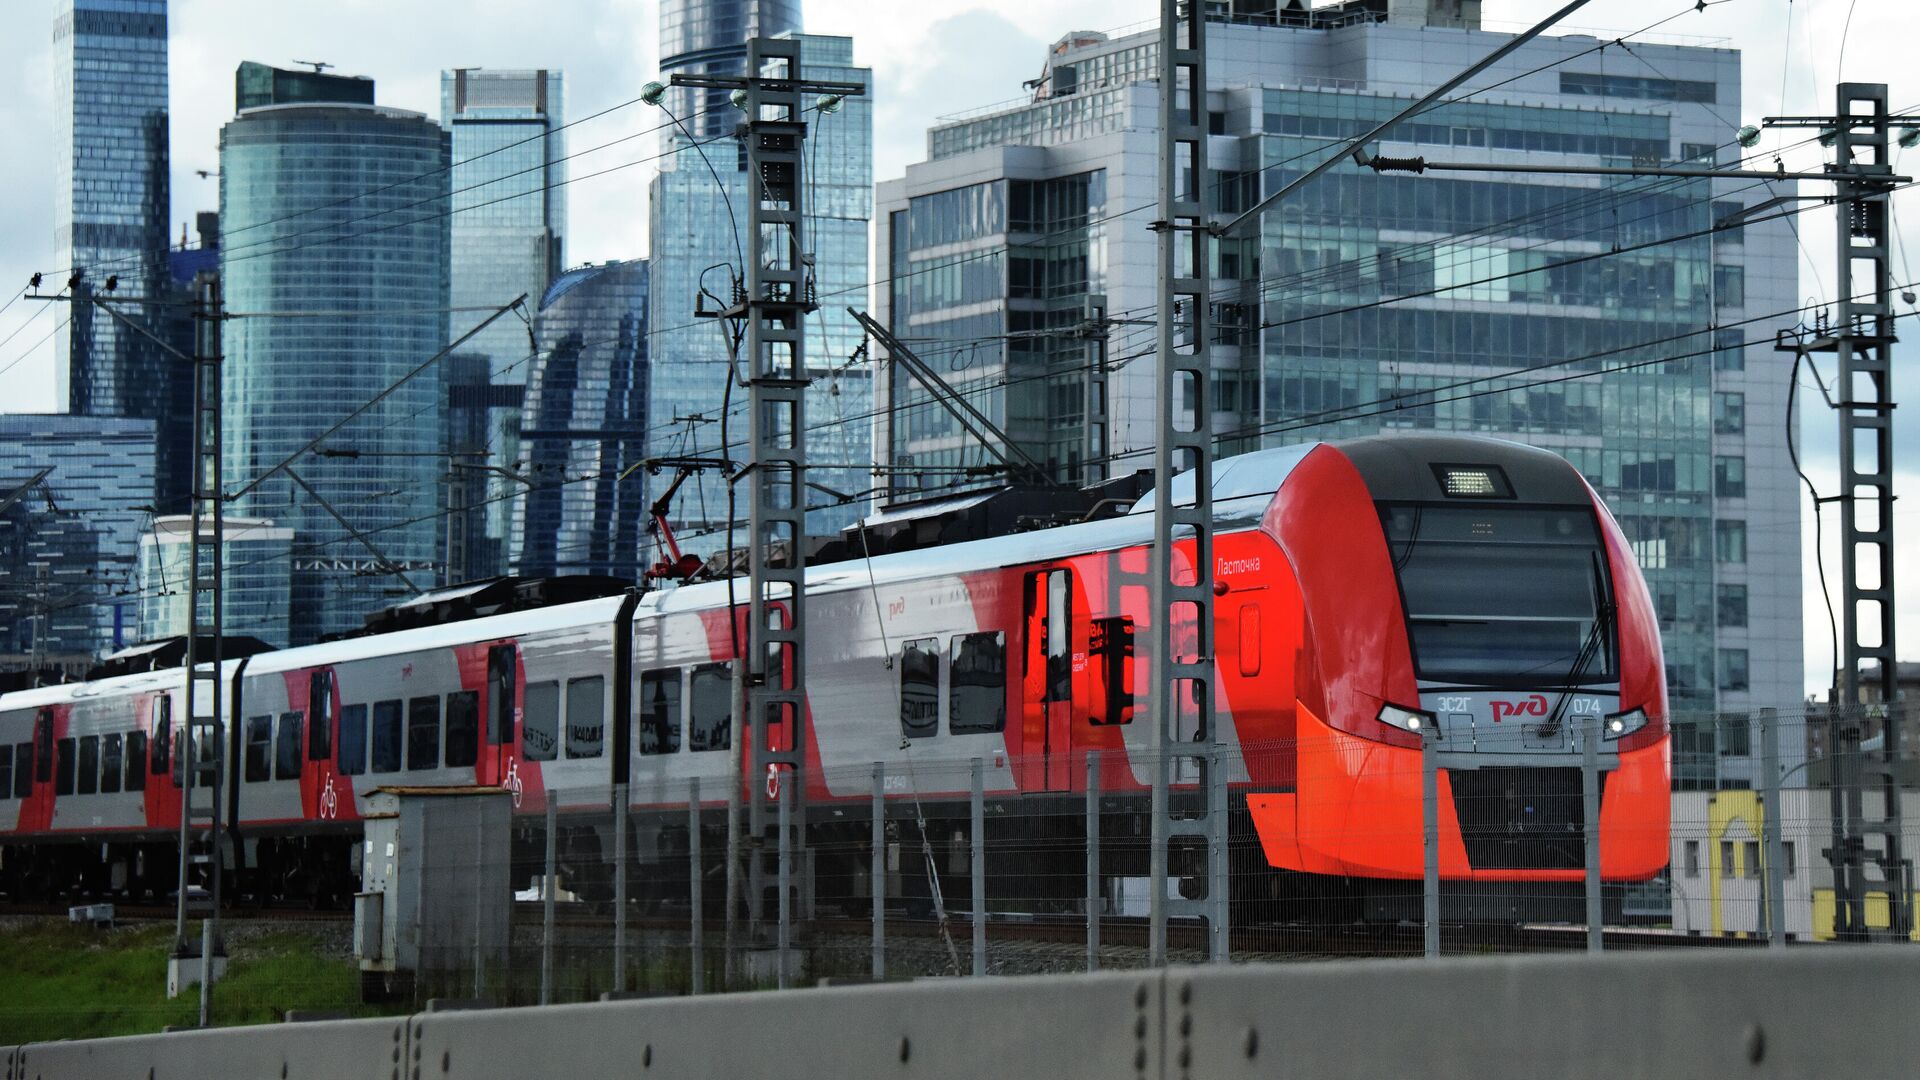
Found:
<box><xmin>173</xmin><ymin>271</ymin><xmax>225</xmax><ymax>1024</ymax></box>
<box><xmin>671</xmin><ymin>39</ymin><xmax>864</xmax><ymax>984</ymax></box>
<box><xmin>1148</xmin><ymin>0</ymin><xmax>1227</xmax><ymax>965</ymax></box>
<box><xmin>1766</xmin><ymin>85</ymin><xmax>1916</xmax><ymax>941</ymax></box>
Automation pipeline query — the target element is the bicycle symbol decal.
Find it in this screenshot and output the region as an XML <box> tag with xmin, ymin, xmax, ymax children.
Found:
<box><xmin>319</xmin><ymin>775</ymin><xmax>339</xmax><ymax>820</ymax></box>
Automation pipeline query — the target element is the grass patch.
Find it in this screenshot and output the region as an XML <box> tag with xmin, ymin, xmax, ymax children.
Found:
<box><xmin>0</xmin><ymin>920</ymin><xmax>400</xmax><ymax>1043</ymax></box>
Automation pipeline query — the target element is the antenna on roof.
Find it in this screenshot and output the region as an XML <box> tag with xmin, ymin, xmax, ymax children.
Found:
<box><xmin>292</xmin><ymin>60</ymin><xmax>334</xmax><ymax>74</ymax></box>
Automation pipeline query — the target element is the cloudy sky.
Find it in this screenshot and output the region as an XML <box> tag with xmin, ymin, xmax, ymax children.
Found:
<box><xmin>0</xmin><ymin>0</ymin><xmax>1914</xmax><ymax>691</ymax></box>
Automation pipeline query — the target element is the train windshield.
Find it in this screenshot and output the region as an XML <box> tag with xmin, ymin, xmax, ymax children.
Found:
<box><xmin>1380</xmin><ymin>503</ymin><xmax>1614</xmax><ymax>686</ymax></box>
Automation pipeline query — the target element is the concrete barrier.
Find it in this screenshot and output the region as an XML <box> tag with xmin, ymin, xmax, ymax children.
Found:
<box><xmin>10</xmin><ymin>948</ymin><xmax>1919</xmax><ymax>1079</ymax></box>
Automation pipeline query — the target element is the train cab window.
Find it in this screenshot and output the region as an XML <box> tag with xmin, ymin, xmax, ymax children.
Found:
<box><xmin>640</xmin><ymin>669</ymin><xmax>683</xmax><ymax>755</ymax></box>
<box><xmin>338</xmin><ymin>704</ymin><xmax>368</xmax><ymax>776</ymax></box>
<box><xmin>407</xmin><ymin>697</ymin><xmax>441</xmax><ymax>771</ymax></box>
<box><xmin>566</xmin><ymin>677</ymin><xmax>605</xmax><ymax>759</ymax></box>
<box><xmin>522</xmin><ymin>682</ymin><xmax>560</xmax><ymax>762</ymax></box>
<box><xmin>245</xmin><ymin>716</ymin><xmax>273</xmax><ymax>782</ymax></box>
<box><xmin>308</xmin><ymin>672</ymin><xmax>333</xmax><ymax>762</ymax></box>
<box><xmin>54</xmin><ymin>737</ymin><xmax>76</xmax><ymax>796</ymax></box>
<box><xmin>371</xmin><ymin>700</ymin><xmax>404</xmax><ymax>773</ymax></box>
<box><xmin>11</xmin><ymin>743</ymin><xmax>28</xmax><ymax>798</ymax></box>
<box><xmin>35</xmin><ymin>711</ymin><xmax>54</xmax><ymax>784</ymax></box>
<box><xmin>276</xmin><ymin>712</ymin><xmax>305</xmax><ymax>780</ymax></box>
<box><xmin>0</xmin><ymin>745</ymin><xmax>12</xmax><ymax>800</ymax></box>
<box><xmin>125</xmin><ymin>732</ymin><xmax>146</xmax><ymax>792</ymax></box>
<box><xmin>150</xmin><ymin>697</ymin><xmax>172</xmax><ymax>779</ymax></box>
<box><xmin>900</xmin><ymin>638</ymin><xmax>940</xmax><ymax>740</ymax></box>
<box><xmin>487</xmin><ymin>644</ymin><xmax>516</xmax><ymax>746</ymax></box>
<box><xmin>688</xmin><ymin>663</ymin><xmax>732</xmax><ymax>752</ymax></box>
<box><xmin>76</xmin><ymin>735</ymin><xmax>100</xmax><ymax>796</ymax></box>
<box><xmin>100</xmin><ymin>734</ymin><xmax>122</xmax><ymax>795</ymax></box>
<box><xmin>949</xmin><ymin>632</ymin><xmax>1006</xmax><ymax>735</ymax></box>
<box><xmin>445</xmin><ymin>691</ymin><xmax>480</xmax><ymax>769</ymax></box>
<box><xmin>1089</xmin><ymin>617</ymin><xmax>1136</xmax><ymax>726</ymax></box>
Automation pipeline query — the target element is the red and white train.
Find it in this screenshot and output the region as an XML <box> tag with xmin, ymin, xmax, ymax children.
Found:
<box><xmin>0</xmin><ymin>434</ymin><xmax>1669</xmax><ymax>919</ymax></box>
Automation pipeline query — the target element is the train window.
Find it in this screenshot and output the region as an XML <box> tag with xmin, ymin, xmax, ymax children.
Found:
<box><xmin>276</xmin><ymin>712</ymin><xmax>305</xmax><ymax>780</ymax></box>
<box><xmin>688</xmin><ymin>663</ymin><xmax>732</xmax><ymax>752</ymax></box>
<box><xmin>100</xmin><ymin>734</ymin><xmax>122</xmax><ymax>795</ymax></box>
<box><xmin>0</xmin><ymin>745</ymin><xmax>12</xmax><ymax>800</ymax></box>
<box><xmin>11</xmin><ymin>743</ymin><xmax>28</xmax><ymax>798</ymax></box>
<box><xmin>76</xmin><ymin>736</ymin><xmax>100</xmax><ymax>796</ymax></box>
<box><xmin>245</xmin><ymin>716</ymin><xmax>273</xmax><ymax>782</ymax></box>
<box><xmin>54</xmin><ymin>738</ymin><xmax>76</xmax><ymax>796</ymax></box>
<box><xmin>407</xmin><ymin>697</ymin><xmax>441</xmax><ymax>772</ymax></box>
<box><xmin>899</xmin><ymin>638</ymin><xmax>940</xmax><ymax>739</ymax></box>
<box><xmin>445</xmin><ymin>691</ymin><xmax>480</xmax><ymax>769</ymax></box>
<box><xmin>371</xmin><ymin>700</ymin><xmax>404</xmax><ymax>773</ymax></box>
<box><xmin>1089</xmin><ymin>617</ymin><xmax>1136</xmax><ymax>726</ymax></box>
<box><xmin>35</xmin><ymin>710</ymin><xmax>54</xmax><ymax>784</ymax></box>
<box><xmin>640</xmin><ymin>669</ymin><xmax>683</xmax><ymax>755</ymax></box>
<box><xmin>522</xmin><ymin>682</ymin><xmax>560</xmax><ymax>762</ymax></box>
<box><xmin>949</xmin><ymin>632</ymin><xmax>1006</xmax><ymax>735</ymax></box>
<box><xmin>125</xmin><ymin>732</ymin><xmax>146</xmax><ymax>792</ymax></box>
<box><xmin>566</xmin><ymin>677</ymin><xmax>605</xmax><ymax>759</ymax></box>
<box><xmin>150</xmin><ymin>697</ymin><xmax>172</xmax><ymax>777</ymax></box>
<box><xmin>338</xmin><ymin>704</ymin><xmax>368</xmax><ymax>776</ymax></box>
<box><xmin>1237</xmin><ymin>605</ymin><xmax>1261</xmax><ymax>678</ymax></box>
<box><xmin>1046</xmin><ymin>572</ymin><xmax>1073</xmax><ymax>703</ymax></box>
<box><xmin>487</xmin><ymin>645</ymin><xmax>516</xmax><ymax>746</ymax></box>
<box><xmin>308</xmin><ymin>672</ymin><xmax>333</xmax><ymax>761</ymax></box>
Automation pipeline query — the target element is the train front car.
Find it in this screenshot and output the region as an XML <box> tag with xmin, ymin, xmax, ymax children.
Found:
<box><xmin>1248</xmin><ymin>434</ymin><xmax>1669</xmax><ymax>922</ymax></box>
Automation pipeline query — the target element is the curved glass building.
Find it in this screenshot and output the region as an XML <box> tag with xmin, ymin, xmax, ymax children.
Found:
<box><xmin>219</xmin><ymin>74</ymin><xmax>450</xmax><ymax>643</ymax></box>
<box><xmin>511</xmin><ymin>261</ymin><xmax>650</xmax><ymax>579</ymax></box>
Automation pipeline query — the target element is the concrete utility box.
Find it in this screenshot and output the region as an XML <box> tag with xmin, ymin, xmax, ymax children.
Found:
<box><xmin>355</xmin><ymin>786</ymin><xmax>512</xmax><ymax>998</ymax></box>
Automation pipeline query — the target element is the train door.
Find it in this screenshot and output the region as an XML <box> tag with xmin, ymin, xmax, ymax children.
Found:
<box><xmin>1022</xmin><ymin>569</ymin><xmax>1075</xmax><ymax>791</ymax></box>
<box><xmin>481</xmin><ymin>643</ymin><xmax>517</xmax><ymax>788</ymax></box>
<box><xmin>306</xmin><ymin>669</ymin><xmax>341</xmax><ymax>821</ymax></box>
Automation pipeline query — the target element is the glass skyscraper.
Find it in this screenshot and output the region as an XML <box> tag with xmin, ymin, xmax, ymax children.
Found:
<box><xmin>648</xmin><ymin>15</ymin><xmax>873</xmax><ymax>544</ymax></box>
<box><xmin>0</xmin><ymin>415</ymin><xmax>158</xmax><ymax>667</ymax></box>
<box><xmin>220</xmin><ymin>66</ymin><xmax>451</xmax><ymax>644</ymax></box>
<box><xmin>52</xmin><ymin>0</ymin><xmax>187</xmax><ymax>511</ymax></box>
<box><xmin>441</xmin><ymin>69</ymin><xmax>567</xmax><ymax>581</ymax></box>
<box><xmin>877</xmin><ymin>2</ymin><xmax>1800</xmax><ymax>786</ymax></box>
<box><xmin>511</xmin><ymin>260</ymin><xmax>650</xmax><ymax>579</ymax></box>
<box><xmin>136</xmin><ymin>516</ymin><xmax>294</xmax><ymax>648</ymax></box>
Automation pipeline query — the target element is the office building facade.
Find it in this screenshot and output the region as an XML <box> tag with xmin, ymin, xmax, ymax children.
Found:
<box><xmin>648</xmin><ymin>20</ymin><xmax>873</xmax><ymax>544</ymax></box>
<box><xmin>220</xmin><ymin>66</ymin><xmax>451</xmax><ymax>644</ymax></box>
<box><xmin>52</xmin><ymin>0</ymin><xmax>187</xmax><ymax>511</ymax></box>
<box><xmin>441</xmin><ymin>69</ymin><xmax>567</xmax><ymax>581</ymax></box>
<box><xmin>875</xmin><ymin>1</ymin><xmax>1799</xmax><ymax>784</ymax></box>
<box><xmin>0</xmin><ymin>415</ymin><xmax>158</xmax><ymax>667</ymax></box>
<box><xmin>511</xmin><ymin>260</ymin><xmax>650</xmax><ymax>579</ymax></box>
<box><xmin>135</xmin><ymin>516</ymin><xmax>294</xmax><ymax>648</ymax></box>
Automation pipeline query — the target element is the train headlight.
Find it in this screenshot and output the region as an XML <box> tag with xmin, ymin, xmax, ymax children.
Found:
<box><xmin>1603</xmin><ymin>708</ymin><xmax>1648</xmax><ymax>740</ymax></box>
<box><xmin>1378</xmin><ymin>703</ymin><xmax>1438</xmax><ymax>737</ymax></box>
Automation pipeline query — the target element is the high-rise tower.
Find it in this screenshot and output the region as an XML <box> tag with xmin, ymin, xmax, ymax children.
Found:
<box><xmin>52</xmin><ymin>0</ymin><xmax>185</xmax><ymax>508</ymax></box>
<box><xmin>220</xmin><ymin>65</ymin><xmax>451</xmax><ymax>644</ymax></box>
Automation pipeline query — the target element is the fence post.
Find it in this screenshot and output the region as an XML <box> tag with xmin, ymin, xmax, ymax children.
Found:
<box><xmin>872</xmin><ymin>761</ymin><xmax>885</xmax><ymax>982</ymax></box>
<box><xmin>1086</xmin><ymin>749</ymin><xmax>1100</xmax><ymax>973</ymax></box>
<box><xmin>1760</xmin><ymin>707</ymin><xmax>1787</xmax><ymax>948</ymax></box>
<box><xmin>613</xmin><ymin>781</ymin><xmax>629</xmax><ymax>992</ymax></box>
<box><xmin>690</xmin><ymin>776</ymin><xmax>704</xmax><ymax>994</ymax></box>
<box><xmin>541</xmin><ymin>796</ymin><xmax>557</xmax><ymax>1005</ymax></box>
<box><xmin>1583</xmin><ymin>714</ymin><xmax>1602</xmax><ymax>953</ymax></box>
<box><xmin>777</xmin><ymin>769</ymin><xmax>792</xmax><ymax>990</ymax></box>
<box><xmin>972</xmin><ymin>756</ymin><xmax>986</xmax><ymax>977</ymax></box>
<box><xmin>1422</xmin><ymin>734</ymin><xmax>1439</xmax><ymax>958</ymax></box>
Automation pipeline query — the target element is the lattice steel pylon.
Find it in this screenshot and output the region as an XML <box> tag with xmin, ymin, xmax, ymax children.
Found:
<box><xmin>1148</xmin><ymin>0</ymin><xmax>1227</xmax><ymax>965</ymax></box>
<box><xmin>173</xmin><ymin>271</ymin><xmax>226</xmax><ymax>1021</ymax></box>
<box><xmin>671</xmin><ymin>39</ymin><xmax>864</xmax><ymax>983</ymax></box>
<box><xmin>1769</xmin><ymin>83</ymin><xmax>1913</xmax><ymax>941</ymax></box>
